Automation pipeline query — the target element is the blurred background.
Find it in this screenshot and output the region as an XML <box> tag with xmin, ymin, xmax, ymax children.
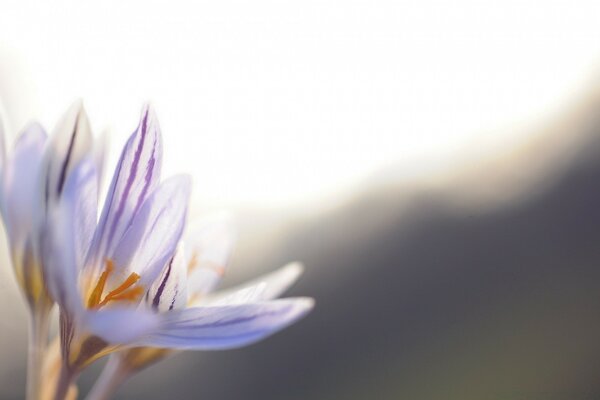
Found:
<box><xmin>2</xmin><ymin>1</ymin><xmax>600</xmax><ymax>399</ymax></box>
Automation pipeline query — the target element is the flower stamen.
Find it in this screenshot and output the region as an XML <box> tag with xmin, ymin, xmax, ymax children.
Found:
<box><xmin>87</xmin><ymin>260</ymin><xmax>114</xmax><ymax>308</ymax></box>
<box><xmin>87</xmin><ymin>260</ymin><xmax>144</xmax><ymax>308</ymax></box>
<box><xmin>187</xmin><ymin>252</ymin><xmax>225</xmax><ymax>277</ymax></box>
<box><xmin>187</xmin><ymin>252</ymin><xmax>199</xmax><ymax>273</ymax></box>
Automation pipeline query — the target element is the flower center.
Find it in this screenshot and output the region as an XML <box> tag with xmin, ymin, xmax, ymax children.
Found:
<box><xmin>87</xmin><ymin>260</ymin><xmax>145</xmax><ymax>309</ymax></box>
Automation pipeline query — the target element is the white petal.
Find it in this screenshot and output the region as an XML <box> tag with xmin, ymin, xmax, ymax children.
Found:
<box><xmin>93</xmin><ymin>128</ymin><xmax>110</xmax><ymax>198</ymax></box>
<box><xmin>198</xmin><ymin>263</ymin><xmax>304</xmax><ymax>306</ymax></box>
<box><xmin>134</xmin><ymin>298</ymin><xmax>314</xmax><ymax>350</ymax></box>
<box><xmin>110</xmin><ymin>175</ymin><xmax>191</xmax><ymax>288</ymax></box>
<box><xmin>146</xmin><ymin>246</ymin><xmax>188</xmax><ymax>312</ymax></box>
<box><xmin>2</xmin><ymin>123</ymin><xmax>47</xmax><ymax>249</ymax></box>
<box><xmin>185</xmin><ymin>213</ymin><xmax>236</xmax><ymax>296</ymax></box>
<box><xmin>0</xmin><ymin>104</ymin><xmax>7</xmax><ymax>184</ymax></box>
<box><xmin>85</xmin><ymin>307</ymin><xmax>161</xmax><ymax>344</ymax></box>
<box><xmin>63</xmin><ymin>159</ymin><xmax>98</xmax><ymax>268</ymax></box>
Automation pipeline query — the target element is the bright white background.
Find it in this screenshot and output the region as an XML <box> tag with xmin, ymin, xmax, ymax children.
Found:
<box><xmin>0</xmin><ymin>0</ymin><xmax>600</xmax><ymax>209</ymax></box>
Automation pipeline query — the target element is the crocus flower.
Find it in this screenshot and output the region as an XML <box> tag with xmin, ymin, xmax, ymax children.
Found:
<box><xmin>0</xmin><ymin>102</ymin><xmax>97</xmax><ymax>400</ymax></box>
<box><xmin>43</xmin><ymin>105</ymin><xmax>313</xmax><ymax>399</ymax></box>
<box><xmin>86</xmin><ymin>215</ymin><xmax>306</xmax><ymax>400</ymax></box>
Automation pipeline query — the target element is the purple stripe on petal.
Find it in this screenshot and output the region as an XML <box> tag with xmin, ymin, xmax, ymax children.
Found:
<box><xmin>106</xmin><ymin>109</ymin><xmax>151</xmax><ymax>242</ymax></box>
<box><xmin>111</xmin><ymin>175</ymin><xmax>190</xmax><ymax>289</ymax></box>
<box><xmin>135</xmin><ymin>298</ymin><xmax>314</xmax><ymax>350</ymax></box>
<box><xmin>147</xmin><ymin>245</ymin><xmax>188</xmax><ymax>312</ymax></box>
<box><xmin>41</xmin><ymin>101</ymin><xmax>93</xmax><ymax>209</ymax></box>
<box><xmin>87</xmin><ymin>105</ymin><xmax>162</xmax><ymax>276</ymax></box>
<box><xmin>56</xmin><ymin>114</ymin><xmax>79</xmax><ymax>196</ymax></box>
<box><xmin>152</xmin><ymin>256</ymin><xmax>174</xmax><ymax>310</ymax></box>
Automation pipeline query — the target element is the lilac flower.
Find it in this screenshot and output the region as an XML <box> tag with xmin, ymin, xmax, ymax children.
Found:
<box><xmin>87</xmin><ymin>215</ymin><xmax>305</xmax><ymax>399</ymax></box>
<box><xmin>43</xmin><ymin>105</ymin><xmax>313</xmax><ymax>398</ymax></box>
<box><xmin>0</xmin><ymin>102</ymin><xmax>97</xmax><ymax>400</ymax></box>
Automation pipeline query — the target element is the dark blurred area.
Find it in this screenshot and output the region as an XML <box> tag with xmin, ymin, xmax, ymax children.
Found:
<box><xmin>71</xmin><ymin>90</ymin><xmax>600</xmax><ymax>400</ymax></box>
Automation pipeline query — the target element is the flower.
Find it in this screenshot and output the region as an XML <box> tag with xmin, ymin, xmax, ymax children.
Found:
<box><xmin>0</xmin><ymin>102</ymin><xmax>96</xmax><ymax>312</ymax></box>
<box><xmin>0</xmin><ymin>102</ymin><xmax>101</xmax><ymax>400</ymax></box>
<box><xmin>87</xmin><ymin>215</ymin><xmax>306</xmax><ymax>399</ymax></box>
<box><xmin>43</xmin><ymin>105</ymin><xmax>313</xmax><ymax>398</ymax></box>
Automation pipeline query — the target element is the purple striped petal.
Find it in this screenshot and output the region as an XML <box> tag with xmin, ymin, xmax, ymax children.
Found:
<box><xmin>87</xmin><ymin>105</ymin><xmax>162</xmax><ymax>277</ymax></box>
<box><xmin>41</xmin><ymin>160</ymin><xmax>98</xmax><ymax>315</ymax></box>
<box><xmin>39</xmin><ymin>101</ymin><xmax>93</xmax><ymax>211</ymax></box>
<box><xmin>133</xmin><ymin>298</ymin><xmax>314</xmax><ymax>350</ymax></box>
<box><xmin>110</xmin><ymin>175</ymin><xmax>191</xmax><ymax>289</ymax></box>
<box><xmin>198</xmin><ymin>263</ymin><xmax>304</xmax><ymax>306</ymax></box>
<box><xmin>2</xmin><ymin>123</ymin><xmax>47</xmax><ymax>249</ymax></box>
<box><xmin>146</xmin><ymin>246</ymin><xmax>188</xmax><ymax>312</ymax></box>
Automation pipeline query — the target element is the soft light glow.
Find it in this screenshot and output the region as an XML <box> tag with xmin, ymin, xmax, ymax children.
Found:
<box><xmin>1</xmin><ymin>0</ymin><xmax>599</xmax><ymax>207</ymax></box>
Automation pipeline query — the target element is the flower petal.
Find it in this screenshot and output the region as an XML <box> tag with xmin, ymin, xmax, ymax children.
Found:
<box><xmin>110</xmin><ymin>175</ymin><xmax>191</xmax><ymax>288</ymax></box>
<box><xmin>0</xmin><ymin>111</ymin><xmax>5</xmax><ymax>222</ymax></box>
<box><xmin>146</xmin><ymin>246</ymin><xmax>188</xmax><ymax>312</ymax></box>
<box><xmin>93</xmin><ymin>128</ymin><xmax>110</xmax><ymax>196</ymax></box>
<box><xmin>87</xmin><ymin>105</ymin><xmax>162</xmax><ymax>277</ymax></box>
<box><xmin>42</xmin><ymin>159</ymin><xmax>97</xmax><ymax>314</ymax></box>
<box><xmin>2</xmin><ymin>123</ymin><xmax>47</xmax><ymax>248</ymax></box>
<box><xmin>63</xmin><ymin>159</ymin><xmax>98</xmax><ymax>268</ymax></box>
<box><xmin>39</xmin><ymin>100</ymin><xmax>93</xmax><ymax>209</ymax></box>
<box><xmin>198</xmin><ymin>262</ymin><xmax>304</xmax><ymax>306</ymax></box>
<box><xmin>185</xmin><ymin>213</ymin><xmax>236</xmax><ymax>296</ymax></box>
<box><xmin>0</xmin><ymin>105</ymin><xmax>7</xmax><ymax>187</ymax></box>
<box><xmin>85</xmin><ymin>307</ymin><xmax>161</xmax><ymax>344</ymax></box>
<box><xmin>134</xmin><ymin>298</ymin><xmax>314</xmax><ymax>350</ymax></box>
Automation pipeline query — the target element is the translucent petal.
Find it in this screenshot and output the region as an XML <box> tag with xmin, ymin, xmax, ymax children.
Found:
<box><xmin>85</xmin><ymin>307</ymin><xmax>161</xmax><ymax>344</ymax></box>
<box><xmin>111</xmin><ymin>175</ymin><xmax>191</xmax><ymax>288</ymax></box>
<box><xmin>134</xmin><ymin>298</ymin><xmax>314</xmax><ymax>350</ymax></box>
<box><xmin>198</xmin><ymin>262</ymin><xmax>304</xmax><ymax>306</ymax></box>
<box><xmin>185</xmin><ymin>213</ymin><xmax>236</xmax><ymax>296</ymax></box>
<box><xmin>2</xmin><ymin>123</ymin><xmax>47</xmax><ymax>248</ymax></box>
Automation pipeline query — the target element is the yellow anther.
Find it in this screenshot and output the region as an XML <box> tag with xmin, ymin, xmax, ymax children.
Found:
<box><xmin>87</xmin><ymin>260</ymin><xmax>144</xmax><ymax>309</ymax></box>
<box><xmin>87</xmin><ymin>260</ymin><xmax>114</xmax><ymax>308</ymax></box>
<box><xmin>97</xmin><ymin>272</ymin><xmax>142</xmax><ymax>306</ymax></box>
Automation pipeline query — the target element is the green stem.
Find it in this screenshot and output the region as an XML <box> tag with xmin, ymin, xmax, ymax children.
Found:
<box><xmin>26</xmin><ymin>310</ymin><xmax>50</xmax><ymax>400</ymax></box>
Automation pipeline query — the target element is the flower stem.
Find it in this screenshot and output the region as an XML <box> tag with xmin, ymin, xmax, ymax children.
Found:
<box><xmin>26</xmin><ymin>310</ymin><xmax>50</xmax><ymax>400</ymax></box>
<box><xmin>54</xmin><ymin>361</ymin><xmax>77</xmax><ymax>400</ymax></box>
<box><xmin>85</xmin><ymin>357</ymin><xmax>129</xmax><ymax>400</ymax></box>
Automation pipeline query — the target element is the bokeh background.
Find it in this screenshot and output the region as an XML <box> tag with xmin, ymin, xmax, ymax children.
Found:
<box><xmin>2</xmin><ymin>1</ymin><xmax>600</xmax><ymax>399</ymax></box>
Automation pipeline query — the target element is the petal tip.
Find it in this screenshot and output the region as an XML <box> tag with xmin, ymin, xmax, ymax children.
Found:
<box><xmin>284</xmin><ymin>261</ymin><xmax>305</xmax><ymax>276</ymax></box>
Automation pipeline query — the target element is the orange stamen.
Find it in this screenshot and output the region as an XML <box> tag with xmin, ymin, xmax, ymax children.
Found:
<box><xmin>97</xmin><ymin>272</ymin><xmax>142</xmax><ymax>306</ymax></box>
<box><xmin>87</xmin><ymin>260</ymin><xmax>114</xmax><ymax>308</ymax></box>
<box><xmin>187</xmin><ymin>252</ymin><xmax>225</xmax><ymax>277</ymax></box>
<box><xmin>187</xmin><ymin>252</ymin><xmax>199</xmax><ymax>273</ymax></box>
<box><xmin>87</xmin><ymin>260</ymin><xmax>144</xmax><ymax>309</ymax></box>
